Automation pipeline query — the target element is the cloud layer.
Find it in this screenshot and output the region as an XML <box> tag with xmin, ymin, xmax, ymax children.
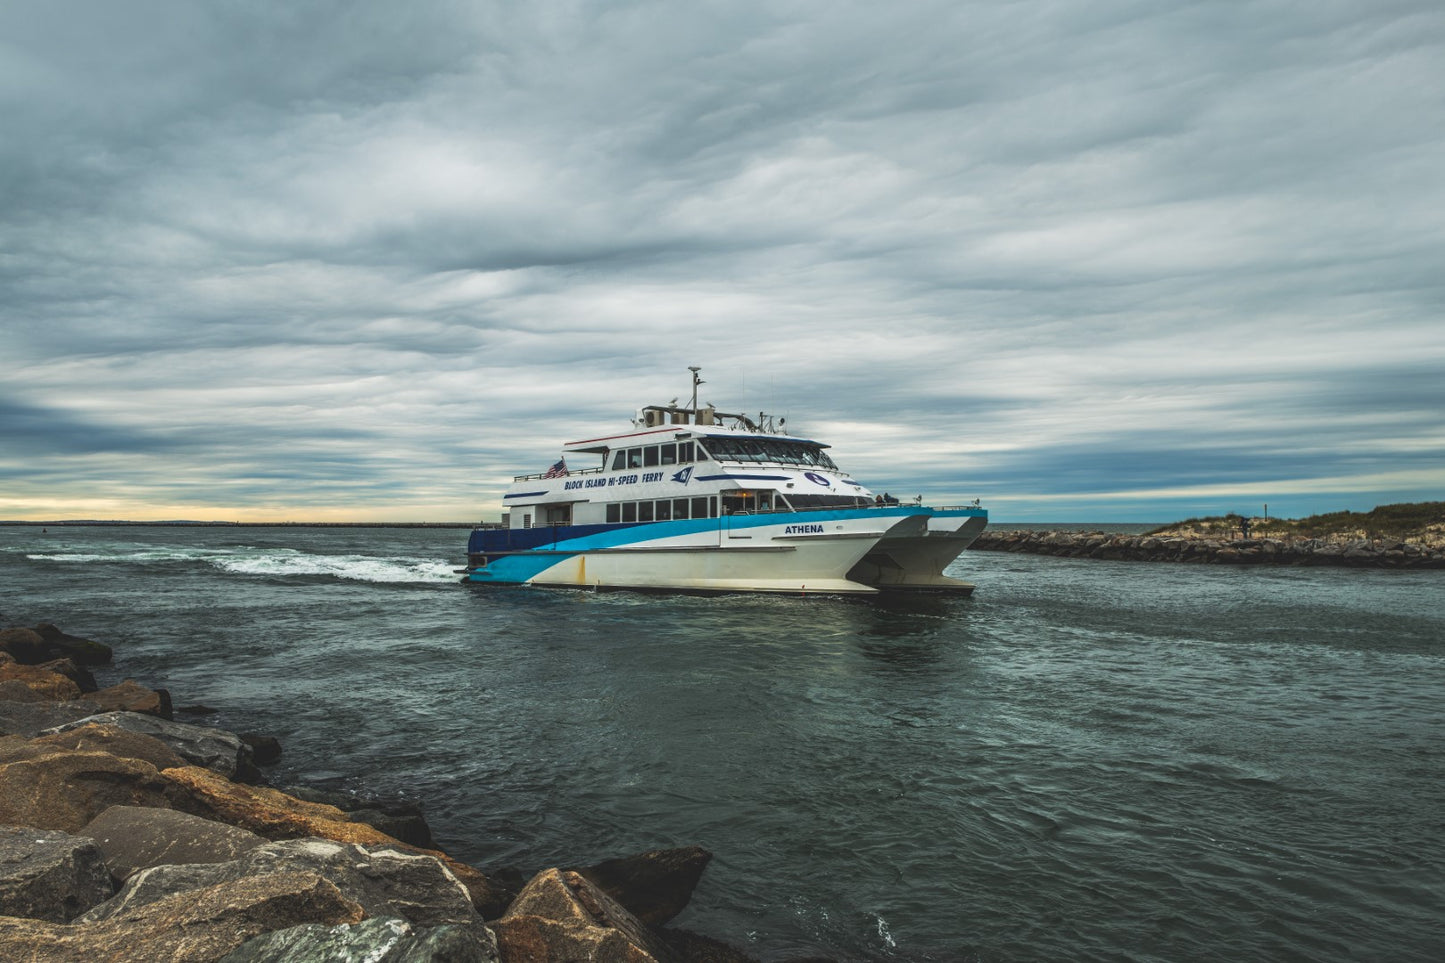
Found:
<box><xmin>3</xmin><ymin>1</ymin><xmax>1442</xmax><ymax>521</ymax></box>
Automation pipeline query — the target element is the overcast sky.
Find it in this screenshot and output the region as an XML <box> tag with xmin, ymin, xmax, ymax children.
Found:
<box><xmin>3</xmin><ymin>0</ymin><xmax>1442</xmax><ymax>523</ymax></box>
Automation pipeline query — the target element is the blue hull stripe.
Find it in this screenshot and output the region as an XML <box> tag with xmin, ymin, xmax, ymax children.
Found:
<box><xmin>469</xmin><ymin>506</ymin><xmax>983</xmax><ymax>557</ymax></box>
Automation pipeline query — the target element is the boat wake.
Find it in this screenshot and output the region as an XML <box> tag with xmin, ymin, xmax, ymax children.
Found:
<box><xmin>26</xmin><ymin>546</ymin><xmax>455</xmax><ymax>584</ymax></box>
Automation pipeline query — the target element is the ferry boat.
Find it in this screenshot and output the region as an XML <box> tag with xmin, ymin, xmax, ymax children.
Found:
<box><xmin>461</xmin><ymin>369</ymin><xmax>987</xmax><ymax>595</ymax></box>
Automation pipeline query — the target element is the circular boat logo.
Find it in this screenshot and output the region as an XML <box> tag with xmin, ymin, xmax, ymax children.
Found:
<box><xmin>804</xmin><ymin>471</ymin><xmax>831</xmax><ymax>487</ymax></box>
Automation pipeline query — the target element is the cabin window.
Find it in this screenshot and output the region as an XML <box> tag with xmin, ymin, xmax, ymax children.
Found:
<box><xmin>672</xmin><ymin>499</ymin><xmax>690</xmax><ymax>520</ymax></box>
<box><xmin>639</xmin><ymin>501</ymin><xmax>655</xmax><ymax>522</ymax></box>
<box><xmin>523</xmin><ymin>514</ymin><xmax>532</xmax><ymax>529</ymax></box>
<box><xmin>622</xmin><ymin>503</ymin><xmax>637</xmax><ymax>522</ymax></box>
<box><xmin>607</xmin><ymin>504</ymin><xmax>620</xmax><ymax>523</ymax></box>
<box><xmin>611</xmin><ymin>450</ymin><xmax>627</xmax><ymax>470</ymax></box>
<box><xmin>677</xmin><ymin>441</ymin><xmax>693</xmax><ymax>463</ymax></box>
<box><xmin>627</xmin><ymin>449</ymin><xmax>643</xmax><ymax>469</ymax></box>
<box><xmin>692</xmin><ymin>496</ymin><xmax>711</xmax><ymax>518</ymax></box>
<box><xmin>785</xmin><ymin>494</ymin><xmax>870</xmax><ymax>509</ymax></box>
<box><xmin>723</xmin><ymin>493</ymin><xmax>752</xmax><ymax>515</ymax></box>
<box><xmin>659</xmin><ymin>443</ymin><xmax>677</xmax><ymax>465</ymax></box>
<box><xmin>655</xmin><ymin>500</ymin><xmax>672</xmax><ymax>521</ymax></box>
<box><xmin>644</xmin><ymin>446</ymin><xmax>660</xmax><ymax>467</ymax></box>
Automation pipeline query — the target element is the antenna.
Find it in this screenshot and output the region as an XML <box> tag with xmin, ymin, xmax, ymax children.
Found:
<box><xmin>688</xmin><ymin>366</ymin><xmax>704</xmax><ymax>411</ymax></box>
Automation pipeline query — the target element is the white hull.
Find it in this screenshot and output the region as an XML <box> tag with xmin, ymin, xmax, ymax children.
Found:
<box><xmin>467</xmin><ymin>511</ymin><xmax>936</xmax><ymax>595</ymax></box>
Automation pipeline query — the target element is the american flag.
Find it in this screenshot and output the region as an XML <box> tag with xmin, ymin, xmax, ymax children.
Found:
<box><xmin>542</xmin><ymin>459</ymin><xmax>569</xmax><ymax>478</ymax></box>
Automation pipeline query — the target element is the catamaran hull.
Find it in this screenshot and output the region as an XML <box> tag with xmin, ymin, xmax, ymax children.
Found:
<box><xmin>847</xmin><ymin>511</ymin><xmax>988</xmax><ymax>593</ymax></box>
<box><xmin>462</xmin><ymin>508</ymin><xmax>952</xmax><ymax>595</ymax></box>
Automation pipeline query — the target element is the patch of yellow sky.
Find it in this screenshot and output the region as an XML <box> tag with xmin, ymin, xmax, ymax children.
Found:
<box><xmin>0</xmin><ymin>495</ymin><xmax>483</xmax><ymax>524</ymax></box>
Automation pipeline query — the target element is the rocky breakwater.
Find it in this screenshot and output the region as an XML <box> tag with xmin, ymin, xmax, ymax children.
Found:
<box><xmin>969</xmin><ymin>530</ymin><xmax>1445</xmax><ymax>568</ymax></box>
<box><xmin>1</xmin><ymin>623</ymin><xmax>792</xmax><ymax>963</ymax></box>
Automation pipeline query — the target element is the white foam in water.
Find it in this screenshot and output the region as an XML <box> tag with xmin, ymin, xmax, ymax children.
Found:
<box><xmin>874</xmin><ymin>914</ymin><xmax>896</xmax><ymax>950</ymax></box>
<box><xmin>28</xmin><ymin>546</ymin><xmax>238</xmax><ymax>564</ymax></box>
<box><xmin>28</xmin><ymin>544</ymin><xmax>454</xmax><ymax>584</ymax></box>
<box><xmin>214</xmin><ymin>552</ymin><xmax>455</xmax><ymax>583</ymax></box>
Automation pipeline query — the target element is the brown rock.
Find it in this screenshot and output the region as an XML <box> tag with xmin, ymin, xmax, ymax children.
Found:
<box><xmin>160</xmin><ymin>765</ymin><xmax>508</xmax><ymax>916</ymax></box>
<box><xmin>37</xmin><ymin>657</ymin><xmax>98</xmax><ymax>694</ymax></box>
<box><xmin>0</xmin><ymin>680</ymin><xmax>50</xmax><ymax>704</ymax></box>
<box><xmin>0</xmin><ymin>870</ymin><xmax>363</xmax><ymax>963</ymax></box>
<box><xmin>0</xmin><ymin>661</ymin><xmax>82</xmax><ymax>701</ymax></box>
<box><xmin>89</xmin><ymin>679</ymin><xmax>173</xmax><ymax>719</ymax></box>
<box><xmin>574</xmin><ymin>846</ymin><xmax>712</xmax><ymax>926</ymax></box>
<box><xmin>0</xmin><ymin>748</ymin><xmax>174</xmax><ymax>832</ymax></box>
<box><xmin>30</xmin><ymin>723</ymin><xmax>189</xmax><ymax>772</ymax></box>
<box><xmin>0</xmin><ymin>627</ymin><xmax>48</xmax><ymax>663</ymax></box>
<box><xmin>496</xmin><ymin>868</ymin><xmax>675</xmax><ymax>963</ymax></box>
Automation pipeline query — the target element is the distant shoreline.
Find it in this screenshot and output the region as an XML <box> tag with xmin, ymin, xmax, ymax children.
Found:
<box><xmin>0</xmin><ymin>521</ymin><xmax>477</xmax><ymax>529</ymax></box>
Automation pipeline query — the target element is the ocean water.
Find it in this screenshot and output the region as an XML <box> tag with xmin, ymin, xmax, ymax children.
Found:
<box><xmin>2</xmin><ymin>525</ymin><xmax>1442</xmax><ymax>962</ymax></box>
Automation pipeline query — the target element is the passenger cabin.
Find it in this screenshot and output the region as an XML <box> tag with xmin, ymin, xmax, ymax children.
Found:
<box><xmin>503</xmin><ymin>403</ymin><xmax>873</xmax><ymax>531</ymax></box>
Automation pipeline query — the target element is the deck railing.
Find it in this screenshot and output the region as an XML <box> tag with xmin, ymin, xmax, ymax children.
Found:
<box><xmin>511</xmin><ymin>466</ymin><xmax>606</xmax><ymax>482</ymax></box>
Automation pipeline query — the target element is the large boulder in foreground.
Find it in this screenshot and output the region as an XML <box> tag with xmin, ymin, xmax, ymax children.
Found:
<box><xmin>45</xmin><ymin>712</ymin><xmax>258</xmax><ymax>782</ymax></box>
<box><xmin>573</xmin><ymin>845</ymin><xmax>713</xmax><ymax>926</ymax></box>
<box><xmin>0</xmin><ymin>746</ymin><xmax>174</xmax><ymax>833</ymax></box>
<box><xmin>83</xmin><ymin>838</ymin><xmax>491</xmax><ymax>947</ymax></box>
<box><xmin>494</xmin><ymin>868</ymin><xmax>676</xmax><ymax>963</ymax></box>
<box><xmin>80</xmin><ymin>806</ymin><xmax>266</xmax><ymax>881</ymax></box>
<box><xmin>161</xmin><ymin>766</ymin><xmax>509</xmax><ymax>917</ymax></box>
<box><xmin>220</xmin><ymin>916</ymin><xmax>498</xmax><ymax>963</ymax></box>
<box><xmin>0</xmin><ymin>871</ymin><xmax>363</xmax><ymax>963</ymax></box>
<box><xmin>0</xmin><ymin>825</ymin><xmax>113</xmax><ymax>923</ymax></box>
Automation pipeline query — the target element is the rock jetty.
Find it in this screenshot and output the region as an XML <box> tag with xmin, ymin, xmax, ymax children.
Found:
<box><xmin>970</xmin><ymin>530</ymin><xmax>1445</xmax><ymax>568</ymax></box>
<box><xmin>1</xmin><ymin>622</ymin><xmax>802</xmax><ymax>963</ymax></box>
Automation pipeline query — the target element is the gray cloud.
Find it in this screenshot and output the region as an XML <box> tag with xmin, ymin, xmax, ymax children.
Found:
<box><xmin>2</xmin><ymin>1</ymin><xmax>1442</xmax><ymax>521</ymax></box>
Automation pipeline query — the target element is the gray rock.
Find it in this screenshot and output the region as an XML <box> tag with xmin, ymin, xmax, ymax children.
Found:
<box><xmin>0</xmin><ymin>870</ymin><xmax>363</xmax><ymax>963</ymax></box>
<box><xmin>495</xmin><ymin>868</ymin><xmax>675</xmax><ymax>962</ymax></box>
<box><xmin>80</xmin><ymin>805</ymin><xmax>266</xmax><ymax>880</ymax></box>
<box><xmin>33</xmin><ymin>623</ymin><xmax>113</xmax><ymax>665</ymax></box>
<box><xmin>0</xmin><ymin>698</ymin><xmax>106</xmax><ymax>738</ymax></box>
<box><xmin>285</xmin><ymin>786</ymin><xmax>434</xmax><ymax>849</ymax></box>
<box><xmin>572</xmin><ymin>845</ymin><xmax>713</xmax><ymax>926</ymax></box>
<box><xmin>44</xmin><ymin>710</ymin><xmax>261</xmax><ymax>783</ymax></box>
<box><xmin>0</xmin><ymin>824</ymin><xmax>114</xmax><ymax>922</ymax></box>
<box><xmin>220</xmin><ymin>916</ymin><xmax>498</xmax><ymax>963</ymax></box>
<box><xmin>83</xmin><ymin>837</ymin><xmax>489</xmax><ymax>943</ymax></box>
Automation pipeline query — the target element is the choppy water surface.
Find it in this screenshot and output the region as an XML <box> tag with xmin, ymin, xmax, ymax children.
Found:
<box><xmin>3</xmin><ymin>525</ymin><xmax>1442</xmax><ymax>961</ymax></box>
